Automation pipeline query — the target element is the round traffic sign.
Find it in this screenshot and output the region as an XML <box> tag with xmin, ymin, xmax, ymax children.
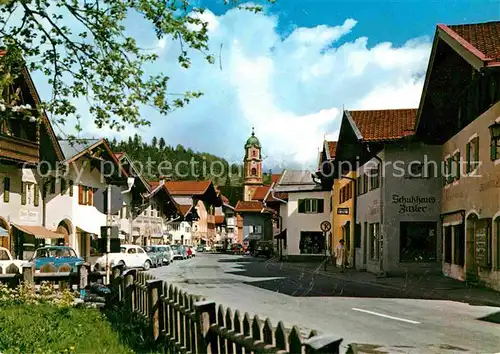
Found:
<box><xmin>320</xmin><ymin>220</ymin><xmax>331</xmax><ymax>232</ymax></box>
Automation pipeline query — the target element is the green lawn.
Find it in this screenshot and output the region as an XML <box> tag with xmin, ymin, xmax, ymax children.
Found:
<box><xmin>0</xmin><ymin>303</ymin><xmax>133</xmax><ymax>354</ymax></box>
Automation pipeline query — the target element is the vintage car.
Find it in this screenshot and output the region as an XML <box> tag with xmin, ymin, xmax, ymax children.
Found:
<box><xmin>155</xmin><ymin>245</ymin><xmax>174</xmax><ymax>265</ymax></box>
<box><xmin>170</xmin><ymin>244</ymin><xmax>187</xmax><ymax>260</ymax></box>
<box><xmin>0</xmin><ymin>247</ymin><xmax>27</xmax><ymax>274</ymax></box>
<box><xmin>143</xmin><ymin>246</ymin><xmax>164</xmax><ymax>268</ymax></box>
<box><xmin>253</xmin><ymin>240</ymin><xmax>274</xmax><ymax>258</ymax></box>
<box><xmin>94</xmin><ymin>244</ymin><xmax>152</xmax><ymax>271</ymax></box>
<box><xmin>31</xmin><ymin>246</ymin><xmax>84</xmax><ymax>272</ymax></box>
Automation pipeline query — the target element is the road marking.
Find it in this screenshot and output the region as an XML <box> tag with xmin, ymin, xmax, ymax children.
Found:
<box><xmin>351</xmin><ymin>307</ymin><xmax>421</xmax><ymax>324</ymax></box>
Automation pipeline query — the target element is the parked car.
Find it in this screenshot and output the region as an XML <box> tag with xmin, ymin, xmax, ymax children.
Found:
<box><xmin>31</xmin><ymin>246</ymin><xmax>84</xmax><ymax>272</ymax></box>
<box><xmin>253</xmin><ymin>240</ymin><xmax>274</xmax><ymax>258</ymax></box>
<box><xmin>196</xmin><ymin>245</ymin><xmax>205</xmax><ymax>253</ymax></box>
<box><xmin>156</xmin><ymin>245</ymin><xmax>174</xmax><ymax>265</ymax></box>
<box><xmin>0</xmin><ymin>247</ymin><xmax>27</xmax><ymax>274</ymax></box>
<box><xmin>189</xmin><ymin>246</ymin><xmax>196</xmax><ymax>257</ymax></box>
<box><xmin>170</xmin><ymin>244</ymin><xmax>187</xmax><ymax>260</ymax></box>
<box><xmin>94</xmin><ymin>244</ymin><xmax>152</xmax><ymax>271</ymax></box>
<box><xmin>144</xmin><ymin>246</ymin><xmax>164</xmax><ymax>268</ymax></box>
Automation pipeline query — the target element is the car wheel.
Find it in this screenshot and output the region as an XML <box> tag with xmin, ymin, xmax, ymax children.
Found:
<box><xmin>143</xmin><ymin>260</ymin><xmax>151</xmax><ymax>270</ymax></box>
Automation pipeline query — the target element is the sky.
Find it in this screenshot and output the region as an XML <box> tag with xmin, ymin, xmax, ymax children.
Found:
<box><xmin>30</xmin><ymin>0</ymin><xmax>500</xmax><ymax>171</ymax></box>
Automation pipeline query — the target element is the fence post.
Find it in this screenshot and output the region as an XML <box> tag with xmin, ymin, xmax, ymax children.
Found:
<box><xmin>22</xmin><ymin>263</ymin><xmax>34</xmax><ymax>286</ymax></box>
<box><xmin>78</xmin><ymin>263</ymin><xmax>88</xmax><ymax>290</ymax></box>
<box><xmin>303</xmin><ymin>334</ymin><xmax>343</xmax><ymax>354</ymax></box>
<box><xmin>147</xmin><ymin>279</ymin><xmax>163</xmax><ymax>341</ymax></box>
<box><xmin>195</xmin><ymin>300</ymin><xmax>217</xmax><ymax>354</ymax></box>
<box><xmin>124</xmin><ymin>269</ymin><xmax>137</xmax><ymax>311</ymax></box>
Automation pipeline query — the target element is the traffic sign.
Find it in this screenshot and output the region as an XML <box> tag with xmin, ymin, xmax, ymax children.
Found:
<box><xmin>93</xmin><ymin>186</ymin><xmax>124</xmax><ymax>215</ymax></box>
<box><xmin>320</xmin><ymin>220</ymin><xmax>331</xmax><ymax>232</ymax></box>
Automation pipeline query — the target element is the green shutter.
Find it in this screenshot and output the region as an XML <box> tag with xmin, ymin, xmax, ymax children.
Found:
<box><xmin>298</xmin><ymin>199</ymin><xmax>305</xmax><ymax>213</ymax></box>
<box><xmin>447</xmin><ymin>158</ymin><xmax>453</xmax><ymax>183</ymax></box>
<box><xmin>21</xmin><ymin>182</ymin><xmax>26</xmax><ymax>205</ymax></box>
<box><xmin>3</xmin><ymin>177</ymin><xmax>9</xmax><ymax>203</ymax></box>
<box><xmin>491</xmin><ymin>138</ymin><xmax>497</xmax><ymax>161</ymax></box>
<box><xmin>34</xmin><ymin>184</ymin><xmax>39</xmax><ymax>207</ymax></box>
<box><xmin>69</xmin><ymin>180</ymin><xmax>74</xmax><ymax>197</ymax></box>
<box><xmin>317</xmin><ymin>199</ymin><xmax>324</xmax><ymax>213</ymax></box>
<box><xmin>455</xmin><ymin>152</ymin><xmax>461</xmax><ymax>180</ymax></box>
<box><xmin>474</xmin><ymin>137</ymin><xmax>479</xmax><ymax>168</ymax></box>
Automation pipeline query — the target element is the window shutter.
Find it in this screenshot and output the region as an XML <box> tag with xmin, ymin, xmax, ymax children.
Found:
<box><xmin>447</xmin><ymin>158</ymin><xmax>453</xmax><ymax>183</ymax></box>
<box><xmin>298</xmin><ymin>199</ymin><xmax>305</xmax><ymax>213</ymax></box>
<box><xmin>465</xmin><ymin>142</ymin><xmax>471</xmax><ymax>173</ymax></box>
<box><xmin>88</xmin><ymin>188</ymin><xmax>94</xmax><ymax>206</ymax></box>
<box><xmin>78</xmin><ymin>185</ymin><xmax>83</xmax><ymax>204</ymax></box>
<box><xmin>474</xmin><ymin>137</ymin><xmax>479</xmax><ymax>167</ymax></box>
<box><xmin>3</xmin><ymin>177</ymin><xmax>10</xmax><ymax>203</ymax></box>
<box><xmin>317</xmin><ymin>199</ymin><xmax>324</xmax><ymax>213</ymax></box>
<box><xmin>50</xmin><ymin>179</ymin><xmax>55</xmax><ymax>194</ymax></box>
<box><xmin>21</xmin><ymin>182</ymin><xmax>26</xmax><ymax>205</ymax></box>
<box><xmin>456</xmin><ymin>152</ymin><xmax>461</xmax><ymax>180</ymax></box>
<box><xmin>60</xmin><ymin>179</ymin><xmax>66</xmax><ymax>195</ymax></box>
<box><xmin>34</xmin><ymin>184</ymin><xmax>39</xmax><ymax>207</ymax></box>
<box><xmin>491</xmin><ymin>138</ymin><xmax>497</xmax><ymax>161</ymax></box>
<box><xmin>69</xmin><ymin>180</ymin><xmax>74</xmax><ymax>197</ymax></box>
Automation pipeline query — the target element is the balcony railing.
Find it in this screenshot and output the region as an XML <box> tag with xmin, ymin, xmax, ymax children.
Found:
<box><xmin>0</xmin><ymin>134</ymin><xmax>39</xmax><ymax>163</ymax></box>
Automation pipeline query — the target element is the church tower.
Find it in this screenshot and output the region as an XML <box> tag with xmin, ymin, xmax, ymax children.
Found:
<box><xmin>243</xmin><ymin>127</ymin><xmax>263</xmax><ymax>201</ymax></box>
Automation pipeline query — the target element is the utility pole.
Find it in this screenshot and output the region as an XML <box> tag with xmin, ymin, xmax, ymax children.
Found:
<box><xmin>105</xmin><ymin>185</ymin><xmax>112</xmax><ymax>284</ymax></box>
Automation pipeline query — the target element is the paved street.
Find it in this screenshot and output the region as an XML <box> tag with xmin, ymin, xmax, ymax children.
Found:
<box><xmin>149</xmin><ymin>253</ymin><xmax>500</xmax><ymax>353</ymax></box>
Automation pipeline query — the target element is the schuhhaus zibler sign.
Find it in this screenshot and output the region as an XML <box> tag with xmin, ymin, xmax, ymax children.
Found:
<box><xmin>392</xmin><ymin>194</ymin><xmax>436</xmax><ymax>214</ymax></box>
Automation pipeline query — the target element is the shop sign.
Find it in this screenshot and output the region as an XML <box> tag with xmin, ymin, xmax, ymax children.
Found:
<box><xmin>337</xmin><ymin>207</ymin><xmax>349</xmax><ymax>215</ymax></box>
<box><xmin>392</xmin><ymin>194</ymin><xmax>436</xmax><ymax>214</ymax></box>
<box><xmin>19</xmin><ymin>209</ymin><xmax>38</xmax><ymax>223</ymax></box>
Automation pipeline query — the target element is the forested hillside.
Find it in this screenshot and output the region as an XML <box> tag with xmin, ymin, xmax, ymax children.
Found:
<box><xmin>110</xmin><ymin>135</ymin><xmax>250</xmax><ymax>205</ymax></box>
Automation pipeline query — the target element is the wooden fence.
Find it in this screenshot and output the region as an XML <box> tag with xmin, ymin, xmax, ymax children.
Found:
<box><xmin>112</xmin><ymin>268</ymin><xmax>344</xmax><ymax>354</ymax></box>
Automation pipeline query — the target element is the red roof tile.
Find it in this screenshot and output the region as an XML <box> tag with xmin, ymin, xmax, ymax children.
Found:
<box><xmin>327</xmin><ymin>141</ymin><xmax>337</xmax><ymax>158</ymax></box>
<box><xmin>251</xmin><ymin>186</ymin><xmax>270</xmax><ymax>201</ymax></box>
<box><xmin>445</xmin><ymin>21</ymin><xmax>500</xmax><ymax>64</ymax></box>
<box><xmin>215</xmin><ymin>215</ymin><xmax>225</xmax><ymax>224</ymax></box>
<box><xmin>235</xmin><ymin>201</ymin><xmax>264</xmax><ymax>212</ymax></box>
<box><xmin>349</xmin><ymin>109</ymin><xmax>417</xmax><ymax>142</ymax></box>
<box><xmin>165</xmin><ymin>181</ymin><xmax>212</xmax><ymax>195</ymax></box>
<box><xmin>271</xmin><ymin>174</ymin><xmax>281</xmax><ymax>183</ymax></box>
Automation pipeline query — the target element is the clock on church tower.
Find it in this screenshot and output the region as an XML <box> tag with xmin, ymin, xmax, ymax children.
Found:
<box><xmin>243</xmin><ymin>127</ymin><xmax>263</xmax><ymax>201</ymax></box>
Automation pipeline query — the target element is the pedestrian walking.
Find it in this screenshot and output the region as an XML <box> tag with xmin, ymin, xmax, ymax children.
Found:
<box><xmin>335</xmin><ymin>239</ymin><xmax>346</xmax><ymax>272</ymax></box>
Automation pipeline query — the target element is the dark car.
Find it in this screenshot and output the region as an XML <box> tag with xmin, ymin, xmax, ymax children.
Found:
<box><xmin>253</xmin><ymin>241</ymin><xmax>274</xmax><ymax>258</ymax></box>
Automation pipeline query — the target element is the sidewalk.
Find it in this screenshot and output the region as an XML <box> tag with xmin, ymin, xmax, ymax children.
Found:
<box><xmin>267</xmin><ymin>259</ymin><xmax>500</xmax><ymax>307</ymax></box>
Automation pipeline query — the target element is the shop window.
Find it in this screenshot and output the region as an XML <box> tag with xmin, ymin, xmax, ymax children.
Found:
<box><xmin>3</xmin><ymin>177</ymin><xmax>10</xmax><ymax>203</ymax></box>
<box><xmin>369</xmin><ymin>223</ymin><xmax>379</xmax><ymax>260</ymax></box>
<box><xmin>444</xmin><ymin>226</ymin><xmax>452</xmax><ymax>263</ymax></box>
<box><xmin>453</xmin><ymin>224</ymin><xmax>465</xmax><ymax>266</ymax></box>
<box><xmin>400</xmin><ymin>222</ymin><xmax>437</xmax><ymax>262</ymax></box>
<box><xmin>298</xmin><ymin>199</ymin><xmax>324</xmax><ymax>214</ymax></box>
<box><xmin>299</xmin><ymin>231</ymin><xmax>324</xmax><ymax>254</ymax></box>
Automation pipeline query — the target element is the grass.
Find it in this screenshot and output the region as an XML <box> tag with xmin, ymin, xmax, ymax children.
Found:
<box><xmin>0</xmin><ymin>303</ymin><xmax>134</xmax><ymax>354</ymax></box>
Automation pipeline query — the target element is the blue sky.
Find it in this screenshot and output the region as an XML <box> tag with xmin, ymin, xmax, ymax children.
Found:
<box><xmin>30</xmin><ymin>0</ymin><xmax>500</xmax><ymax>170</ymax></box>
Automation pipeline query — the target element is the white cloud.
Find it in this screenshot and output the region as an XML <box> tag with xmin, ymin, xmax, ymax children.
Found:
<box><xmin>31</xmin><ymin>6</ymin><xmax>432</xmax><ymax>169</ymax></box>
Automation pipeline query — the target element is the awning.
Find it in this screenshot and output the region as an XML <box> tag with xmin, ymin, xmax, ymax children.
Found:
<box><xmin>12</xmin><ymin>224</ymin><xmax>64</xmax><ymax>239</ymax></box>
<box><xmin>274</xmin><ymin>229</ymin><xmax>287</xmax><ymax>239</ymax></box>
<box><xmin>0</xmin><ymin>226</ymin><xmax>8</xmax><ymax>237</ymax></box>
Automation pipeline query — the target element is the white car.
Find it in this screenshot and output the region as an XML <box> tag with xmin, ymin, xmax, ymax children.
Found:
<box><xmin>94</xmin><ymin>244</ymin><xmax>152</xmax><ymax>271</ymax></box>
<box><xmin>0</xmin><ymin>247</ymin><xmax>27</xmax><ymax>274</ymax></box>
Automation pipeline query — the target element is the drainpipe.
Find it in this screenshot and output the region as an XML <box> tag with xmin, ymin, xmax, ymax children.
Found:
<box><xmin>367</xmin><ymin>144</ymin><xmax>385</xmax><ymax>277</ymax></box>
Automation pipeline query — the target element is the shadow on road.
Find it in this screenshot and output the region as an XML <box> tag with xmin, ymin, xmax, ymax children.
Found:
<box><xmin>219</xmin><ymin>257</ymin><xmax>500</xmax><ymax>307</ymax></box>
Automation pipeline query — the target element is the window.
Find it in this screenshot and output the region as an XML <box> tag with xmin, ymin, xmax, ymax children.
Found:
<box><xmin>21</xmin><ymin>182</ymin><xmax>27</xmax><ymax>205</ymax></box>
<box><xmin>252</xmin><ymin>150</ymin><xmax>256</xmax><ymax>157</ymax></box>
<box><xmin>400</xmin><ymin>222</ymin><xmax>437</xmax><ymax>262</ymax></box>
<box><xmin>127</xmin><ymin>248</ymin><xmax>136</xmax><ymax>254</ymax></box>
<box><xmin>469</xmin><ymin>137</ymin><xmax>479</xmax><ymax>171</ymax></box>
<box><xmin>444</xmin><ymin>226</ymin><xmax>452</xmax><ymax>263</ymax></box>
<box><xmin>369</xmin><ymin>223</ymin><xmax>380</xmax><ymax>260</ymax></box>
<box><xmin>251</xmin><ymin>167</ymin><xmax>257</xmax><ymax>175</ymax></box>
<box><xmin>60</xmin><ymin>179</ymin><xmax>67</xmax><ymax>195</ymax></box>
<box><xmin>329</xmin><ymin>196</ymin><xmax>332</xmax><ymax>212</ymax></box>
<box><xmin>137</xmin><ymin>248</ymin><xmax>145</xmax><ymax>254</ymax></box>
<box><xmin>356</xmin><ymin>177</ymin><xmax>362</xmax><ymax>195</ymax></box>
<box><xmin>298</xmin><ymin>199</ymin><xmax>324</xmax><ymax>214</ymax></box>
<box><xmin>69</xmin><ymin>180</ymin><xmax>74</xmax><ymax>197</ymax></box>
<box><xmin>34</xmin><ymin>184</ymin><xmax>39</xmax><ymax>207</ymax></box>
<box><xmin>369</xmin><ymin>167</ymin><xmax>379</xmax><ymax>190</ymax></box>
<box><xmin>363</xmin><ymin>174</ymin><xmax>368</xmax><ymax>194</ymax></box>
<box><xmin>250</xmin><ymin>225</ymin><xmax>262</xmax><ymax>233</ymax></box>
<box><xmin>3</xmin><ymin>177</ymin><xmax>10</xmax><ymax>203</ymax></box>
<box><xmin>454</xmin><ymin>151</ymin><xmax>461</xmax><ymax>180</ymax></box>
<box><xmin>490</xmin><ymin>124</ymin><xmax>500</xmax><ymax>161</ymax></box>
<box><xmin>299</xmin><ymin>231</ymin><xmax>324</xmax><ymax>254</ymax></box>
<box><xmin>445</xmin><ymin>156</ymin><xmax>454</xmax><ymax>184</ymax></box>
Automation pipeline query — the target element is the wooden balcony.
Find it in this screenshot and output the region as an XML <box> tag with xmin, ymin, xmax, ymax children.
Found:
<box><xmin>0</xmin><ymin>134</ymin><xmax>39</xmax><ymax>164</ymax></box>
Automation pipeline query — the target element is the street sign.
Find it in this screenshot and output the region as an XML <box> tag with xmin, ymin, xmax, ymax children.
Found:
<box><xmin>93</xmin><ymin>186</ymin><xmax>124</xmax><ymax>215</ymax></box>
<box><xmin>320</xmin><ymin>220</ymin><xmax>331</xmax><ymax>232</ymax></box>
